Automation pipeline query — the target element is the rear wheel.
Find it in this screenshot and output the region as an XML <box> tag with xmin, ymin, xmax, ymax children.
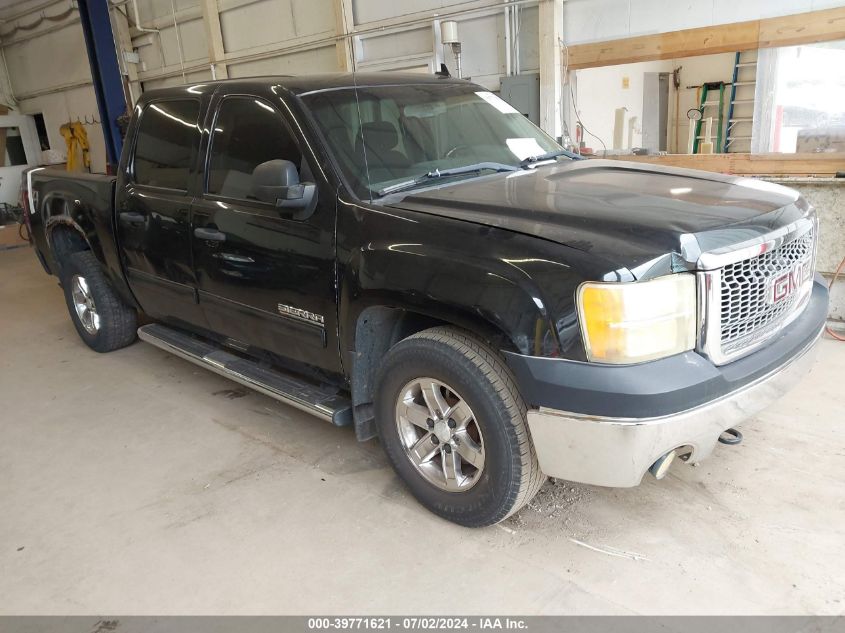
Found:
<box><xmin>374</xmin><ymin>326</ymin><xmax>545</xmax><ymax>527</ymax></box>
<box><xmin>60</xmin><ymin>250</ymin><xmax>137</xmax><ymax>352</ymax></box>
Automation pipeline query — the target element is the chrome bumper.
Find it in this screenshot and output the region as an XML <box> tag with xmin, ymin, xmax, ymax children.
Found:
<box><xmin>526</xmin><ymin>327</ymin><xmax>823</xmax><ymax>487</ymax></box>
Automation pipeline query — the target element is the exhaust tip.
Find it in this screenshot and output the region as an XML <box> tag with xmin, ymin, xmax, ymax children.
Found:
<box><xmin>649</xmin><ymin>450</ymin><xmax>677</xmax><ymax>480</ymax></box>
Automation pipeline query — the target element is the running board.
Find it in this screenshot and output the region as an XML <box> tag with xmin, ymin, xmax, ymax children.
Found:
<box><xmin>137</xmin><ymin>323</ymin><xmax>353</xmax><ymax>427</ymax></box>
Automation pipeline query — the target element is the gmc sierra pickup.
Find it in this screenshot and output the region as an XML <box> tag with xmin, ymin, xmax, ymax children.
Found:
<box><xmin>23</xmin><ymin>73</ymin><xmax>828</xmax><ymax>527</ymax></box>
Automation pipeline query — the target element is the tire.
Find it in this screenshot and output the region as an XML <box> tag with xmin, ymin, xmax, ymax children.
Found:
<box><xmin>60</xmin><ymin>250</ymin><xmax>138</xmax><ymax>353</ymax></box>
<box><xmin>374</xmin><ymin>326</ymin><xmax>546</xmax><ymax>527</ymax></box>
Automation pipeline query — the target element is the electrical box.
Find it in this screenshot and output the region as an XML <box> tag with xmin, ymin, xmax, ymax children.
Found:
<box><xmin>500</xmin><ymin>73</ymin><xmax>540</xmax><ymax>126</ymax></box>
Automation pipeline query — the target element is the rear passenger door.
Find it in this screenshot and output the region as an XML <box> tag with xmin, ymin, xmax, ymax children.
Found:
<box><xmin>191</xmin><ymin>94</ymin><xmax>340</xmax><ymax>373</ymax></box>
<box><xmin>117</xmin><ymin>98</ymin><xmax>206</xmax><ymax>328</ymax></box>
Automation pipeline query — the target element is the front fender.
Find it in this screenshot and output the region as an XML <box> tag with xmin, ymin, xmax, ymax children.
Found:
<box><xmin>339</xmin><ymin>238</ymin><xmax>561</xmax><ymax>358</ymax></box>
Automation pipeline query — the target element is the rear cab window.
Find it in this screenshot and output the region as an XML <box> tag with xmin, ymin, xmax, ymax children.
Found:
<box><xmin>132</xmin><ymin>99</ymin><xmax>201</xmax><ymax>191</ymax></box>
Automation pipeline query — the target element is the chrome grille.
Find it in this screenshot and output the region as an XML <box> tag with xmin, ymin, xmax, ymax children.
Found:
<box><xmin>719</xmin><ymin>227</ymin><xmax>814</xmax><ymax>353</ymax></box>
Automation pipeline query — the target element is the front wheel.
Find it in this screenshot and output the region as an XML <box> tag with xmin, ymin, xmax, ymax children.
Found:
<box><xmin>374</xmin><ymin>326</ymin><xmax>546</xmax><ymax>527</ymax></box>
<box><xmin>60</xmin><ymin>250</ymin><xmax>138</xmax><ymax>352</ymax></box>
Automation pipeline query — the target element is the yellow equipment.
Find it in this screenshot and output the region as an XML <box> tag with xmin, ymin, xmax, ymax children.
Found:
<box><xmin>60</xmin><ymin>121</ymin><xmax>91</xmax><ymax>172</ymax></box>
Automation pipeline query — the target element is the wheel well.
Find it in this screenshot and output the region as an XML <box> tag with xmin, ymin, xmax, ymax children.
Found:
<box><xmin>349</xmin><ymin>306</ymin><xmax>513</xmax><ymax>441</ymax></box>
<box><xmin>49</xmin><ymin>223</ymin><xmax>89</xmax><ymax>273</ymax></box>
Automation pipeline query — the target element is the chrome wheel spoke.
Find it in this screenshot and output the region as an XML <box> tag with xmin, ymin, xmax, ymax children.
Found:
<box><xmin>454</xmin><ymin>431</ymin><xmax>484</xmax><ymax>469</ymax></box>
<box><xmin>441</xmin><ymin>449</ymin><xmax>462</xmax><ymax>490</ymax></box>
<box><xmin>446</xmin><ymin>399</ymin><xmax>474</xmax><ymax>429</ymax></box>
<box><xmin>399</xmin><ymin>400</ymin><xmax>432</xmax><ymax>431</ymax></box>
<box><xmin>409</xmin><ymin>433</ymin><xmax>440</xmax><ymax>466</ymax></box>
<box><xmin>421</xmin><ymin>381</ymin><xmax>448</xmax><ymax>418</ymax></box>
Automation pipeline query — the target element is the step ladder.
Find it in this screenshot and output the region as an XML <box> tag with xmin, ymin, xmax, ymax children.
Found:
<box><xmin>693</xmin><ymin>81</ymin><xmax>726</xmax><ymax>154</ymax></box>
<box><xmin>138</xmin><ymin>323</ymin><xmax>354</xmax><ymax>427</ymax></box>
<box><xmin>724</xmin><ymin>51</ymin><xmax>757</xmax><ymax>152</ymax></box>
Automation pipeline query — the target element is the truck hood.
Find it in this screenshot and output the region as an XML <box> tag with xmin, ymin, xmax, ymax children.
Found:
<box><xmin>387</xmin><ymin>159</ymin><xmax>808</xmax><ymax>277</ymax></box>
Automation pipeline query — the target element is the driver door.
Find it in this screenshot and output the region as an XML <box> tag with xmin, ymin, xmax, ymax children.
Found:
<box><xmin>191</xmin><ymin>94</ymin><xmax>340</xmax><ymax>373</ymax></box>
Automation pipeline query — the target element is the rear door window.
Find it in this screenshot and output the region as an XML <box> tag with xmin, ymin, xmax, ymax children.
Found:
<box><xmin>133</xmin><ymin>100</ymin><xmax>200</xmax><ymax>191</ymax></box>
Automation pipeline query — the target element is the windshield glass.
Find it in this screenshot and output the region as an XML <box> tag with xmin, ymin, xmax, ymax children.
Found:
<box><xmin>300</xmin><ymin>83</ymin><xmax>562</xmax><ymax>199</ymax></box>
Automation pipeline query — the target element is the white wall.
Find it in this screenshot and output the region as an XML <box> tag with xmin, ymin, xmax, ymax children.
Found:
<box><xmin>572</xmin><ymin>52</ymin><xmax>736</xmax><ymax>153</ymax></box>
<box><xmin>0</xmin><ymin>0</ymin><xmax>544</xmax><ymax>172</ymax></box>
<box><xmin>1</xmin><ymin>0</ymin><xmax>844</xmax><ymax>171</ymax></box>
<box><xmin>0</xmin><ymin>0</ymin><xmax>108</xmax><ymax>171</ymax></box>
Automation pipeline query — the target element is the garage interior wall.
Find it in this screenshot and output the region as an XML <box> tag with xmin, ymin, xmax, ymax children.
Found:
<box><xmin>1</xmin><ymin>0</ymin><xmax>845</xmax><ymax>173</ymax></box>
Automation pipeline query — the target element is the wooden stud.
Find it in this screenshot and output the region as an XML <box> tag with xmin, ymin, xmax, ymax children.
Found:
<box><xmin>566</xmin><ymin>7</ymin><xmax>845</xmax><ymax>70</ymax></box>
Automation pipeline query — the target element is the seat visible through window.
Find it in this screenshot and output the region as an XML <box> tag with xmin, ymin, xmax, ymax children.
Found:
<box><xmin>207</xmin><ymin>97</ymin><xmax>302</xmax><ymax>201</ymax></box>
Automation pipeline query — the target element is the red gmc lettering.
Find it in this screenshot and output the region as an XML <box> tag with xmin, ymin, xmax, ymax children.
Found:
<box><xmin>771</xmin><ymin>261</ymin><xmax>810</xmax><ymax>304</ymax></box>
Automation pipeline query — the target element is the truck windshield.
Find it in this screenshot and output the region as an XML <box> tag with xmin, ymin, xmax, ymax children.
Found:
<box><xmin>300</xmin><ymin>83</ymin><xmax>563</xmax><ymax>199</ymax></box>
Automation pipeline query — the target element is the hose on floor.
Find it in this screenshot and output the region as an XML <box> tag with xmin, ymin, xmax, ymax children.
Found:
<box><xmin>826</xmin><ymin>255</ymin><xmax>845</xmax><ymax>342</ymax></box>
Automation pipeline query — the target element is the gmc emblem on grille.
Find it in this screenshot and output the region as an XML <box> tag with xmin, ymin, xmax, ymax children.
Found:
<box><xmin>768</xmin><ymin>259</ymin><xmax>812</xmax><ymax>305</ymax></box>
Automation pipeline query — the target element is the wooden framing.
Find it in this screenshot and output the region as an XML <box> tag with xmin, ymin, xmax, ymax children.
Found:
<box><xmin>605</xmin><ymin>153</ymin><xmax>844</xmax><ymax>178</ymax></box>
<box><xmin>566</xmin><ymin>6</ymin><xmax>845</xmax><ymax>70</ymax></box>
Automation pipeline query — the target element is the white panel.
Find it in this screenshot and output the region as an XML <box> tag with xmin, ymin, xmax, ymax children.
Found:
<box><xmin>4</xmin><ymin>24</ymin><xmax>92</xmax><ymax>96</ymax></box>
<box><xmin>143</xmin><ymin>69</ymin><xmax>213</xmax><ymax>90</ymax></box>
<box><xmin>138</xmin><ymin>0</ymin><xmax>200</xmax><ymax>24</ymax></box>
<box><xmin>441</xmin><ymin>14</ymin><xmax>504</xmax><ymax>81</ymax></box>
<box><xmin>226</xmin><ymin>46</ymin><xmax>337</xmax><ymax>77</ymax></box>
<box><xmin>562</xmin><ymin>0</ymin><xmax>630</xmax><ymax>45</ymax></box>
<box><xmin>220</xmin><ymin>0</ymin><xmax>334</xmax><ymax>53</ymax></box>
<box><xmin>810</xmin><ymin>0</ymin><xmax>845</xmax><ymax>8</ymax></box>
<box><xmin>135</xmin><ymin>18</ymin><xmax>208</xmax><ymax>74</ymax></box>
<box><xmin>573</xmin><ymin>59</ymin><xmax>673</xmax><ymax>150</ymax></box>
<box><xmin>18</xmin><ymin>85</ymin><xmax>108</xmax><ymax>173</ymax></box>
<box><xmin>518</xmin><ymin>6</ymin><xmax>540</xmax><ymax>72</ymax></box>
<box><xmin>628</xmin><ymin>0</ymin><xmax>711</xmax><ymax>36</ymax></box>
<box><xmin>361</xmin><ymin>27</ymin><xmax>432</xmax><ymax>62</ymax></box>
<box><xmin>172</xmin><ymin>17</ymin><xmax>211</xmax><ymax>62</ymax></box>
<box><xmin>353</xmin><ymin>0</ymin><xmax>444</xmax><ymax>25</ymax></box>
<box><xmin>712</xmin><ymin>0</ymin><xmax>813</xmax><ymax>23</ymax></box>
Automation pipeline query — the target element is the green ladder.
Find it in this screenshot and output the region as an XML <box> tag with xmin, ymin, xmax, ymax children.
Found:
<box><xmin>692</xmin><ymin>81</ymin><xmax>726</xmax><ymax>154</ymax></box>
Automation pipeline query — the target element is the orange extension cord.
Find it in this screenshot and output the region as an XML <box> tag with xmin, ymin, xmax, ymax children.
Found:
<box><xmin>826</xmin><ymin>256</ymin><xmax>845</xmax><ymax>342</ymax></box>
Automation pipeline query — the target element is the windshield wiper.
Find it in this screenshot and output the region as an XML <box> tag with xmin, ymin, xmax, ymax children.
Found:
<box><xmin>518</xmin><ymin>148</ymin><xmax>584</xmax><ymax>168</ymax></box>
<box><xmin>377</xmin><ymin>162</ymin><xmax>518</xmax><ymax>196</ymax></box>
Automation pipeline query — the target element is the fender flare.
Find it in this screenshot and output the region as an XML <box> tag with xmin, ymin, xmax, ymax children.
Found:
<box><xmin>44</xmin><ymin>213</ymin><xmax>91</xmax><ymax>252</ymax></box>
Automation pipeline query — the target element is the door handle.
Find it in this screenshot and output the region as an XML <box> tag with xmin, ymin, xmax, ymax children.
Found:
<box><xmin>119</xmin><ymin>211</ymin><xmax>145</xmax><ymax>224</ymax></box>
<box><xmin>194</xmin><ymin>227</ymin><xmax>227</xmax><ymax>242</ymax></box>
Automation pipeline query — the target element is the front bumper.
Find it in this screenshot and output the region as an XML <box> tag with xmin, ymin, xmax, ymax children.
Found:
<box><xmin>504</xmin><ymin>279</ymin><xmax>829</xmax><ymax>487</ymax></box>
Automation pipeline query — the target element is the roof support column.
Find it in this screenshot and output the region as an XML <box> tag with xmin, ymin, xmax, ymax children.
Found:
<box><xmin>334</xmin><ymin>0</ymin><xmax>355</xmax><ymax>71</ymax></box>
<box><xmin>200</xmin><ymin>0</ymin><xmax>228</xmax><ymax>79</ymax></box>
<box><xmin>539</xmin><ymin>0</ymin><xmax>564</xmax><ymax>140</ymax></box>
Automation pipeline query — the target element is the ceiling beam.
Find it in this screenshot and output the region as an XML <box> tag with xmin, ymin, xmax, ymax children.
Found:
<box><xmin>565</xmin><ymin>6</ymin><xmax>845</xmax><ymax>70</ymax></box>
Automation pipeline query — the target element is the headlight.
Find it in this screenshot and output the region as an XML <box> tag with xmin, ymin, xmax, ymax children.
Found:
<box><xmin>577</xmin><ymin>274</ymin><xmax>697</xmax><ymax>364</ymax></box>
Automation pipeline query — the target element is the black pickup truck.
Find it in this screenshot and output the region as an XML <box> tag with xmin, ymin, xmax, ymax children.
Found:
<box><xmin>23</xmin><ymin>73</ymin><xmax>828</xmax><ymax>527</ymax></box>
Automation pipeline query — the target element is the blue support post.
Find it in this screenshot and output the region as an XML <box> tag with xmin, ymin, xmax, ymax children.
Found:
<box><xmin>77</xmin><ymin>0</ymin><xmax>127</xmax><ymax>170</ymax></box>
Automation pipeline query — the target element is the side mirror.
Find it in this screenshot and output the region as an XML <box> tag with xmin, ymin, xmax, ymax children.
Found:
<box><xmin>251</xmin><ymin>159</ymin><xmax>317</xmax><ymax>218</ymax></box>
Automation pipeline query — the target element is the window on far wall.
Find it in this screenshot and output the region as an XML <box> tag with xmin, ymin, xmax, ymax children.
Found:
<box><xmin>33</xmin><ymin>113</ymin><xmax>50</xmax><ymax>151</ymax></box>
<box><xmin>753</xmin><ymin>40</ymin><xmax>845</xmax><ymax>154</ymax></box>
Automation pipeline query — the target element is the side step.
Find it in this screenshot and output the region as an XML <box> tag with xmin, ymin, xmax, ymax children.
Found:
<box><xmin>138</xmin><ymin>323</ymin><xmax>353</xmax><ymax>427</ymax></box>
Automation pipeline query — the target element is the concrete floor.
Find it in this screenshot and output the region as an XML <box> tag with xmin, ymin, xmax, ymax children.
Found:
<box><xmin>1</xmin><ymin>245</ymin><xmax>844</xmax><ymax>615</ymax></box>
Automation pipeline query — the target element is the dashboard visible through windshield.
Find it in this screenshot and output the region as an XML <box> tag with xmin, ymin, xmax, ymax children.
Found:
<box><xmin>300</xmin><ymin>83</ymin><xmax>563</xmax><ymax>199</ymax></box>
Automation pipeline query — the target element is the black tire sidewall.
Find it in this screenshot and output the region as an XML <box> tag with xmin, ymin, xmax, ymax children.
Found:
<box><xmin>60</xmin><ymin>251</ymin><xmax>134</xmax><ymax>352</ymax></box>
<box><xmin>375</xmin><ymin>337</ymin><xmax>523</xmax><ymax>527</ymax></box>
